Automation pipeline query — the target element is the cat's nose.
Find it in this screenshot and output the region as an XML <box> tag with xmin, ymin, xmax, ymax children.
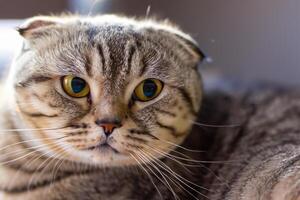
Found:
<box><xmin>95</xmin><ymin>118</ymin><xmax>122</xmax><ymax>136</ymax></box>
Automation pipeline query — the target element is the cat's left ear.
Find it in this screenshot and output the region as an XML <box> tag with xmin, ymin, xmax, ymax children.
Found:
<box><xmin>173</xmin><ymin>33</ymin><xmax>206</xmax><ymax>63</ymax></box>
<box><xmin>17</xmin><ymin>16</ymin><xmax>61</xmax><ymax>39</ymax></box>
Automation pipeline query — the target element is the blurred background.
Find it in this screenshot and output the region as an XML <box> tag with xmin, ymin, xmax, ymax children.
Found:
<box><xmin>0</xmin><ymin>0</ymin><xmax>299</xmax><ymax>86</ymax></box>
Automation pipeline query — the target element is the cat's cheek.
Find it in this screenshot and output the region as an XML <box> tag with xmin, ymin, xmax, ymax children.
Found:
<box><xmin>155</xmin><ymin>127</ymin><xmax>186</xmax><ymax>151</ymax></box>
<box><xmin>156</xmin><ymin>104</ymin><xmax>194</xmax><ymax>136</ymax></box>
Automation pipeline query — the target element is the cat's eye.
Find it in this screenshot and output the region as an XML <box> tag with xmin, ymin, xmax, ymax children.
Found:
<box><xmin>133</xmin><ymin>79</ymin><xmax>163</xmax><ymax>102</ymax></box>
<box><xmin>62</xmin><ymin>75</ymin><xmax>90</xmax><ymax>98</ymax></box>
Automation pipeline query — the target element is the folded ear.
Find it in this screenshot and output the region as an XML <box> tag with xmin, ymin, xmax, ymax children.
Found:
<box><xmin>17</xmin><ymin>16</ymin><xmax>61</xmax><ymax>39</ymax></box>
<box><xmin>156</xmin><ymin>22</ymin><xmax>206</xmax><ymax>63</ymax></box>
<box><xmin>172</xmin><ymin>33</ymin><xmax>206</xmax><ymax>62</ymax></box>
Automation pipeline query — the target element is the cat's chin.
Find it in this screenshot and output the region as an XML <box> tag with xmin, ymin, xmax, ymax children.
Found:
<box><xmin>74</xmin><ymin>147</ymin><xmax>135</xmax><ymax>167</ymax></box>
<box><xmin>88</xmin><ymin>152</ymin><xmax>135</xmax><ymax>167</ymax></box>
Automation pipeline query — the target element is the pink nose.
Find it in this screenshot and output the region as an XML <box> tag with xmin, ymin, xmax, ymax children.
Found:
<box><xmin>95</xmin><ymin>118</ymin><xmax>122</xmax><ymax>136</ymax></box>
<box><xmin>100</xmin><ymin>124</ymin><xmax>117</xmax><ymax>136</ymax></box>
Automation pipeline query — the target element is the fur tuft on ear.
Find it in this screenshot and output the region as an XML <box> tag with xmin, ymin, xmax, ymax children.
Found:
<box><xmin>17</xmin><ymin>16</ymin><xmax>61</xmax><ymax>38</ymax></box>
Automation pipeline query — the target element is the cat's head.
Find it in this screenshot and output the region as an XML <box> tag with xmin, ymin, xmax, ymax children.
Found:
<box><xmin>10</xmin><ymin>15</ymin><xmax>204</xmax><ymax>166</ymax></box>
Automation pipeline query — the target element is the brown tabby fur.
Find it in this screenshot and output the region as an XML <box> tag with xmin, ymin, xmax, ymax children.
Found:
<box><xmin>0</xmin><ymin>14</ymin><xmax>299</xmax><ymax>200</ymax></box>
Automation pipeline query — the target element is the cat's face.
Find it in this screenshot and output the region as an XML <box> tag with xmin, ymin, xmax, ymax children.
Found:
<box><xmin>11</xmin><ymin>15</ymin><xmax>203</xmax><ymax>166</ymax></box>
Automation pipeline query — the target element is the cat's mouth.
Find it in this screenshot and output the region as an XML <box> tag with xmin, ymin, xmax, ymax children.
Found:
<box><xmin>86</xmin><ymin>143</ymin><xmax>120</xmax><ymax>154</ymax></box>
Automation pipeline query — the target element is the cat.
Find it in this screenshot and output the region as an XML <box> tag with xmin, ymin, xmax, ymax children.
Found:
<box><xmin>0</xmin><ymin>14</ymin><xmax>299</xmax><ymax>200</ymax></box>
<box><xmin>0</xmin><ymin>14</ymin><xmax>205</xmax><ymax>200</ymax></box>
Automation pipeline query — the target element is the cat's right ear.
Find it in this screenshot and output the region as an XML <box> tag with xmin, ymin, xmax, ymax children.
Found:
<box><xmin>17</xmin><ymin>16</ymin><xmax>61</xmax><ymax>40</ymax></box>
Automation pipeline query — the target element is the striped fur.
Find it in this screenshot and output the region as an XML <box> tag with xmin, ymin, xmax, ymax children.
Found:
<box><xmin>0</xmin><ymin>15</ymin><xmax>204</xmax><ymax>199</ymax></box>
<box><xmin>0</xmin><ymin>14</ymin><xmax>299</xmax><ymax>200</ymax></box>
<box><xmin>198</xmin><ymin>88</ymin><xmax>300</xmax><ymax>200</ymax></box>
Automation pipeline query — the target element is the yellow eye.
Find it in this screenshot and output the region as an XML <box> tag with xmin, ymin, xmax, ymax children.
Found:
<box><xmin>62</xmin><ymin>75</ymin><xmax>90</xmax><ymax>98</ymax></box>
<box><xmin>133</xmin><ymin>79</ymin><xmax>163</xmax><ymax>102</ymax></box>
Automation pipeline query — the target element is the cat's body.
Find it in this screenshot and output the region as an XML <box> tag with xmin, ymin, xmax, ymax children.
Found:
<box><xmin>199</xmin><ymin>87</ymin><xmax>300</xmax><ymax>200</ymax></box>
<box><xmin>0</xmin><ymin>14</ymin><xmax>299</xmax><ymax>200</ymax></box>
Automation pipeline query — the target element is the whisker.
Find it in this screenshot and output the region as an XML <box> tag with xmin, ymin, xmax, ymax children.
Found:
<box><xmin>147</xmin><ymin>145</ymin><xmax>244</xmax><ymax>165</ymax></box>
<box><xmin>155</xmin><ymin>137</ymin><xmax>206</xmax><ymax>153</ymax></box>
<box><xmin>191</xmin><ymin>120</ymin><xmax>241</xmax><ymax>128</ymax></box>
<box><xmin>0</xmin><ymin>150</ymin><xmax>40</xmax><ymax>166</ymax></box>
<box><xmin>0</xmin><ymin>138</ymin><xmax>68</xmax><ymax>166</ymax></box>
<box><xmin>0</xmin><ymin>136</ymin><xmax>67</xmax><ymax>153</ymax></box>
<box><xmin>134</xmin><ymin>152</ymin><xmax>180</xmax><ymax>200</ymax></box>
<box><xmin>140</xmin><ymin>150</ymin><xmax>210</xmax><ymax>199</ymax></box>
<box><xmin>144</xmin><ymin>144</ymin><xmax>194</xmax><ymax>174</ymax></box>
<box><xmin>164</xmin><ymin>148</ymin><xmax>231</xmax><ymax>189</ymax></box>
<box><xmin>0</xmin><ymin>126</ymin><xmax>103</xmax><ymax>135</ymax></box>
<box><xmin>0</xmin><ymin>137</ymin><xmax>67</xmax><ymax>160</ymax></box>
<box><xmin>8</xmin><ymin>151</ymin><xmax>47</xmax><ymax>188</ymax></box>
<box><xmin>47</xmin><ymin>158</ymin><xmax>65</xmax><ymax>194</ymax></box>
<box><xmin>27</xmin><ymin>145</ymin><xmax>71</xmax><ymax>191</ymax></box>
<box><xmin>142</xmin><ymin>149</ymin><xmax>211</xmax><ymax>192</ymax></box>
<box><xmin>137</xmin><ymin>152</ymin><xmax>182</xmax><ymax>200</ymax></box>
<box><xmin>130</xmin><ymin>153</ymin><xmax>164</xmax><ymax>200</ymax></box>
<box><xmin>0</xmin><ymin>126</ymin><xmax>68</xmax><ymax>133</ymax></box>
<box><xmin>138</xmin><ymin>150</ymin><xmax>201</xmax><ymax>200</ymax></box>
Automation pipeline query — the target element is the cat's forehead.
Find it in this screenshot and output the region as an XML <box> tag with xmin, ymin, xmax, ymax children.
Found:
<box><xmin>41</xmin><ymin>15</ymin><xmax>193</xmax><ymax>52</ymax></box>
<box><xmin>33</xmin><ymin>20</ymin><xmax>173</xmax><ymax>78</ymax></box>
<box><xmin>16</xmin><ymin>15</ymin><xmax>202</xmax><ymax>90</ymax></box>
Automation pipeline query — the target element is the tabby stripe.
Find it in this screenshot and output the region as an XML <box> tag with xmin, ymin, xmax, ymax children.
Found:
<box><xmin>156</xmin><ymin>121</ymin><xmax>175</xmax><ymax>133</ymax></box>
<box><xmin>2</xmin><ymin>133</ymin><xmax>48</xmax><ymax>174</ymax></box>
<box><xmin>156</xmin><ymin>121</ymin><xmax>183</xmax><ymax>138</ymax></box>
<box><xmin>250</xmin><ymin>129</ymin><xmax>300</xmax><ymax>147</ymax></box>
<box><xmin>4</xmin><ymin>163</ymin><xmax>44</xmax><ymax>174</ymax></box>
<box><xmin>1</xmin><ymin>169</ymin><xmax>103</xmax><ymax>194</ymax></box>
<box><xmin>154</xmin><ymin>108</ymin><xmax>176</xmax><ymax>117</ymax></box>
<box><xmin>222</xmin><ymin>144</ymin><xmax>299</xmax><ymax>198</ymax></box>
<box><xmin>126</xmin><ymin>45</ymin><xmax>136</xmax><ymax>75</ymax></box>
<box><xmin>85</xmin><ymin>24</ymin><xmax>98</xmax><ymax>42</ymax></box>
<box><xmin>125</xmin><ymin>143</ymin><xmax>143</xmax><ymax>150</ymax></box>
<box><xmin>169</xmin><ymin>85</ymin><xmax>197</xmax><ymax>115</ymax></box>
<box><xmin>128</xmin><ymin>129</ymin><xmax>158</xmax><ymax>140</ymax></box>
<box><xmin>16</xmin><ymin>76</ymin><xmax>52</xmax><ymax>87</ymax></box>
<box><xmin>97</xmin><ymin>44</ymin><xmax>105</xmax><ymax>73</ymax></box>
<box><xmin>31</xmin><ymin>93</ymin><xmax>60</xmax><ymax>109</ymax></box>
<box><xmin>126</xmin><ymin>135</ymin><xmax>147</xmax><ymax>144</ymax></box>
<box><xmin>19</xmin><ymin>108</ymin><xmax>58</xmax><ymax>118</ymax></box>
<box><xmin>129</xmin><ymin>114</ymin><xmax>153</xmax><ymax>138</ymax></box>
<box><xmin>85</xmin><ymin>55</ymin><xmax>92</xmax><ymax>77</ymax></box>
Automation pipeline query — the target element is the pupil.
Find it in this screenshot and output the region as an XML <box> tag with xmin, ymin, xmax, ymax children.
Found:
<box><xmin>71</xmin><ymin>77</ymin><xmax>86</xmax><ymax>93</ymax></box>
<box><xmin>143</xmin><ymin>80</ymin><xmax>157</xmax><ymax>97</ymax></box>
